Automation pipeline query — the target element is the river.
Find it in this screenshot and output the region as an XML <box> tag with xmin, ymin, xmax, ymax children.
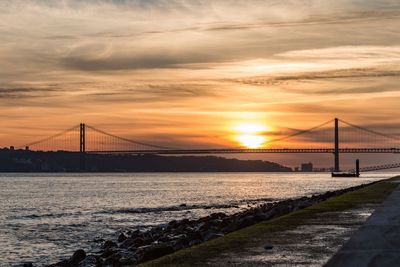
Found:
<box><xmin>0</xmin><ymin>172</ymin><xmax>396</xmax><ymax>266</ymax></box>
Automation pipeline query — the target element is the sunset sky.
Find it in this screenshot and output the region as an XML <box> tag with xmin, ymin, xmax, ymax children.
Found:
<box><xmin>1</xmin><ymin>0</ymin><xmax>400</xmax><ymax>166</ymax></box>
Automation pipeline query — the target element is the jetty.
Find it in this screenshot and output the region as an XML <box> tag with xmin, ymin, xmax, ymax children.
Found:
<box><xmin>139</xmin><ymin>176</ymin><xmax>400</xmax><ymax>266</ymax></box>
<box><xmin>326</xmin><ymin>179</ymin><xmax>400</xmax><ymax>266</ymax></box>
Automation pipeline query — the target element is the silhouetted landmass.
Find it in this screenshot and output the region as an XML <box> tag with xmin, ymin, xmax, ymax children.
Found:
<box><xmin>0</xmin><ymin>148</ymin><xmax>291</xmax><ymax>172</ymax></box>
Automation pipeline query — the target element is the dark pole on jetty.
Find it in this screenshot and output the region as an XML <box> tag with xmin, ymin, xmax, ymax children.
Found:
<box><xmin>80</xmin><ymin>123</ymin><xmax>86</xmax><ymax>171</ymax></box>
<box><xmin>334</xmin><ymin>118</ymin><xmax>340</xmax><ymax>172</ymax></box>
<box><xmin>356</xmin><ymin>159</ymin><xmax>360</xmax><ymax>177</ymax></box>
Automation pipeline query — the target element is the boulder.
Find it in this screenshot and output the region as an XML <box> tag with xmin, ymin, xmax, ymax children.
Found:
<box><xmin>103</xmin><ymin>253</ymin><xmax>121</xmax><ymax>267</ymax></box>
<box><xmin>78</xmin><ymin>256</ymin><xmax>98</xmax><ymax>267</ymax></box>
<box><xmin>168</xmin><ymin>220</ymin><xmax>178</xmax><ymax>226</ymax></box>
<box><xmin>48</xmin><ymin>259</ymin><xmax>69</xmax><ymax>267</ymax></box>
<box><xmin>103</xmin><ymin>240</ymin><xmax>117</xmax><ymax>249</ymax></box>
<box><xmin>221</xmin><ymin>220</ymin><xmax>240</xmax><ymax>233</ymax></box>
<box><xmin>69</xmin><ymin>249</ymin><xmax>86</xmax><ymax>267</ymax></box>
<box><xmin>117</xmin><ymin>233</ymin><xmax>127</xmax><ymax>243</ymax></box>
<box><xmin>264</xmin><ymin>244</ymin><xmax>274</xmax><ymax>250</ymax></box>
<box><xmin>100</xmin><ymin>248</ymin><xmax>116</xmax><ymax>258</ymax></box>
<box><xmin>238</xmin><ymin>216</ymin><xmax>255</xmax><ymax>229</ymax></box>
<box><xmin>180</xmin><ymin>219</ymin><xmax>190</xmax><ymax>225</ymax></box>
<box><xmin>172</xmin><ymin>239</ymin><xmax>189</xmax><ymax>251</ymax></box>
<box><xmin>201</xmin><ymin>231</ymin><xmax>224</xmax><ymax>242</ymax></box>
<box><xmin>188</xmin><ymin>239</ymin><xmax>202</xmax><ymax>247</ymax></box>
<box><xmin>119</xmin><ymin>256</ymin><xmax>137</xmax><ymax>266</ymax></box>
<box><xmin>102</xmin><ymin>258</ymin><xmax>119</xmax><ymax>267</ymax></box>
<box><xmin>117</xmin><ymin>251</ymin><xmax>138</xmax><ymax>266</ymax></box>
<box><xmin>209</xmin><ymin>212</ymin><xmax>226</xmax><ymax>219</ymax></box>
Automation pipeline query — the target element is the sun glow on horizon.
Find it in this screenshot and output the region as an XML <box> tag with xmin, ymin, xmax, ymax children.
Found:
<box><xmin>234</xmin><ymin>122</ymin><xmax>269</xmax><ymax>149</ymax></box>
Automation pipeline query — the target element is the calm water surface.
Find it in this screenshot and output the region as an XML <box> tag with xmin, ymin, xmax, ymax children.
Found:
<box><xmin>0</xmin><ymin>172</ymin><xmax>396</xmax><ymax>266</ymax></box>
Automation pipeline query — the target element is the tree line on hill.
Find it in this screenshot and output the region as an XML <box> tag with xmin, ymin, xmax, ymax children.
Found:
<box><xmin>0</xmin><ymin>148</ymin><xmax>292</xmax><ymax>172</ymax></box>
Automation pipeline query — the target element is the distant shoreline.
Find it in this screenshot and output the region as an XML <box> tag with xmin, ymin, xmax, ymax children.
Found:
<box><xmin>0</xmin><ymin>149</ymin><xmax>292</xmax><ymax>172</ymax></box>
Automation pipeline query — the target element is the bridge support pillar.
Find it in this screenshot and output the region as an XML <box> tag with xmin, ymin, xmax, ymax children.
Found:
<box><xmin>334</xmin><ymin>118</ymin><xmax>340</xmax><ymax>172</ymax></box>
<box><xmin>80</xmin><ymin>123</ymin><xmax>86</xmax><ymax>171</ymax></box>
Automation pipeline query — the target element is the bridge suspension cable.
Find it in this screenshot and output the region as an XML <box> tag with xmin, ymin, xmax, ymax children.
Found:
<box><xmin>85</xmin><ymin>124</ymin><xmax>176</xmax><ymax>151</ymax></box>
<box><xmin>19</xmin><ymin>124</ymin><xmax>80</xmax><ymax>151</ymax></box>
<box><xmin>265</xmin><ymin>119</ymin><xmax>334</xmax><ymax>146</ymax></box>
<box><xmin>339</xmin><ymin>119</ymin><xmax>400</xmax><ymax>141</ymax></box>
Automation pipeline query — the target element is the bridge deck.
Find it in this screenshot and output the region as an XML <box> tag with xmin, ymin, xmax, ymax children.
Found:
<box><xmin>86</xmin><ymin>148</ymin><xmax>400</xmax><ymax>154</ymax></box>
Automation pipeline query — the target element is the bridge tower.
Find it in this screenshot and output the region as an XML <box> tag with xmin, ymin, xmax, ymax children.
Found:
<box><xmin>334</xmin><ymin>118</ymin><xmax>340</xmax><ymax>172</ymax></box>
<box><xmin>80</xmin><ymin>123</ymin><xmax>86</xmax><ymax>171</ymax></box>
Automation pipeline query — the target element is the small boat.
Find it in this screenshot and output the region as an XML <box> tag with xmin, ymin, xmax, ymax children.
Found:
<box><xmin>331</xmin><ymin>159</ymin><xmax>360</xmax><ymax>177</ymax></box>
<box><xmin>331</xmin><ymin>172</ymin><xmax>359</xmax><ymax>177</ymax></box>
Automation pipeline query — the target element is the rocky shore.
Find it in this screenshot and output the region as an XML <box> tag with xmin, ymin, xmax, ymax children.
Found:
<box><xmin>45</xmin><ymin>183</ymin><xmax>374</xmax><ymax>267</ymax></box>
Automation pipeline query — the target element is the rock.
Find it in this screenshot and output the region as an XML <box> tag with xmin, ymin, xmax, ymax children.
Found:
<box><xmin>193</xmin><ymin>221</ymin><xmax>205</xmax><ymax>231</ymax></box>
<box><xmin>264</xmin><ymin>244</ymin><xmax>274</xmax><ymax>250</ymax></box>
<box><xmin>201</xmin><ymin>231</ymin><xmax>224</xmax><ymax>242</ymax></box>
<box><xmin>297</xmin><ymin>199</ymin><xmax>313</xmax><ymax>209</ymax></box>
<box><xmin>187</xmin><ymin>230</ymin><xmax>202</xmax><ymax>241</ymax></box>
<box><xmin>253</xmin><ymin>211</ymin><xmax>269</xmax><ymax>222</ymax></box>
<box><xmin>127</xmin><ymin>229</ymin><xmax>141</xmax><ymax>238</ymax></box>
<box><xmin>168</xmin><ymin>220</ymin><xmax>178</xmax><ymax>226</ymax></box>
<box><xmin>219</xmin><ymin>218</ymin><xmax>231</xmax><ymax>228</ymax></box>
<box><xmin>100</xmin><ymin>248</ymin><xmax>116</xmax><ymax>258</ymax></box>
<box><xmin>221</xmin><ymin>220</ymin><xmax>240</xmax><ymax>233</ymax></box>
<box><xmin>172</xmin><ymin>239</ymin><xmax>189</xmax><ymax>251</ymax></box>
<box><xmin>78</xmin><ymin>255</ymin><xmax>97</xmax><ymax>267</ymax></box>
<box><xmin>210</xmin><ymin>212</ymin><xmax>226</xmax><ymax>219</ymax></box>
<box><xmin>188</xmin><ymin>239</ymin><xmax>202</xmax><ymax>247</ymax></box>
<box><xmin>103</xmin><ymin>255</ymin><xmax>120</xmax><ymax>267</ymax></box>
<box><xmin>22</xmin><ymin>263</ymin><xmax>33</xmax><ymax>267</ymax></box>
<box><xmin>117</xmin><ymin>233</ymin><xmax>127</xmax><ymax>243</ymax></box>
<box><xmin>238</xmin><ymin>215</ymin><xmax>255</xmax><ymax>228</ymax></box>
<box><xmin>117</xmin><ymin>250</ymin><xmax>138</xmax><ymax>266</ymax></box>
<box><xmin>138</xmin><ymin>244</ymin><xmax>175</xmax><ymax>263</ymax></box>
<box><xmin>119</xmin><ymin>256</ymin><xmax>138</xmax><ymax>266</ymax></box>
<box><xmin>198</xmin><ymin>220</ymin><xmax>213</xmax><ymax>231</ymax></box>
<box><xmin>103</xmin><ymin>240</ymin><xmax>117</xmax><ymax>249</ymax></box>
<box><xmin>119</xmin><ymin>237</ymin><xmax>140</xmax><ymax>249</ymax></box>
<box><xmin>140</xmin><ymin>237</ymin><xmax>154</xmax><ymax>246</ymax></box>
<box><xmin>180</xmin><ymin>219</ymin><xmax>190</xmax><ymax>226</ymax></box>
<box><xmin>48</xmin><ymin>259</ymin><xmax>69</xmax><ymax>267</ymax></box>
<box><xmin>169</xmin><ymin>233</ymin><xmax>187</xmax><ymax>241</ymax></box>
<box><xmin>93</xmin><ymin>238</ymin><xmax>104</xmax><ymax>243</ymax></box>
<box><xmin>69</xmin><ymin>249</ymin><xmax>86</xmax><ymax>266</ymax></box>
<box><xmin>179</xmin><ymin>203</ymin><xmax>187</xmax><ymax>207</ymax></box>
<box><xmin>103</xmin><ymin>251</ymin><xmax>126</xmax><ymax>266</ymax></box>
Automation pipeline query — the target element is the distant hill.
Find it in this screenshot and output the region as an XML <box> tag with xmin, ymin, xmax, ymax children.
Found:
<box><xmin>0</xmin><ymin>149</ymin><xmax>291</xmax><ymax>172</ymax></box>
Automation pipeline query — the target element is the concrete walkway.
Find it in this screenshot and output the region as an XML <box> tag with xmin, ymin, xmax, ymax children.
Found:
<box><xmin>326</xmin><ymin>182</ymin><xmax>400</xmax><ymax>267</ymax></box>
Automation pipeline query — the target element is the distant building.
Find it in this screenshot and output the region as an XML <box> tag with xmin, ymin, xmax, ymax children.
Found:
<box><xmin>294</xmin><ymin>167</ymin><xmax>299</xmax><ymax>172</ymax></box>
<box><xmin>301</xmin><ymin>162</ymin><xmax>313</xmax><ymax>172</ymax></box>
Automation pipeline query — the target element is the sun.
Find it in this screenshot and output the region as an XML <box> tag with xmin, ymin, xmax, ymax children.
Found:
<box><xmin>234</xmin><ymin>122</ymin><xmax>268</xmax><ymax>149</ymax></box>
<box><xmin>237</xmin><ymin>134</ymin><xmax>265</xmax><ymax>149</ymax></box>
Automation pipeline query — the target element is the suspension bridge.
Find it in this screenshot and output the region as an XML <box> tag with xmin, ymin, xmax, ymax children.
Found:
<box><xmin>16</xmin><ymin>118</ymin><xmax>400</xmax><ymax>173</ymax></box>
